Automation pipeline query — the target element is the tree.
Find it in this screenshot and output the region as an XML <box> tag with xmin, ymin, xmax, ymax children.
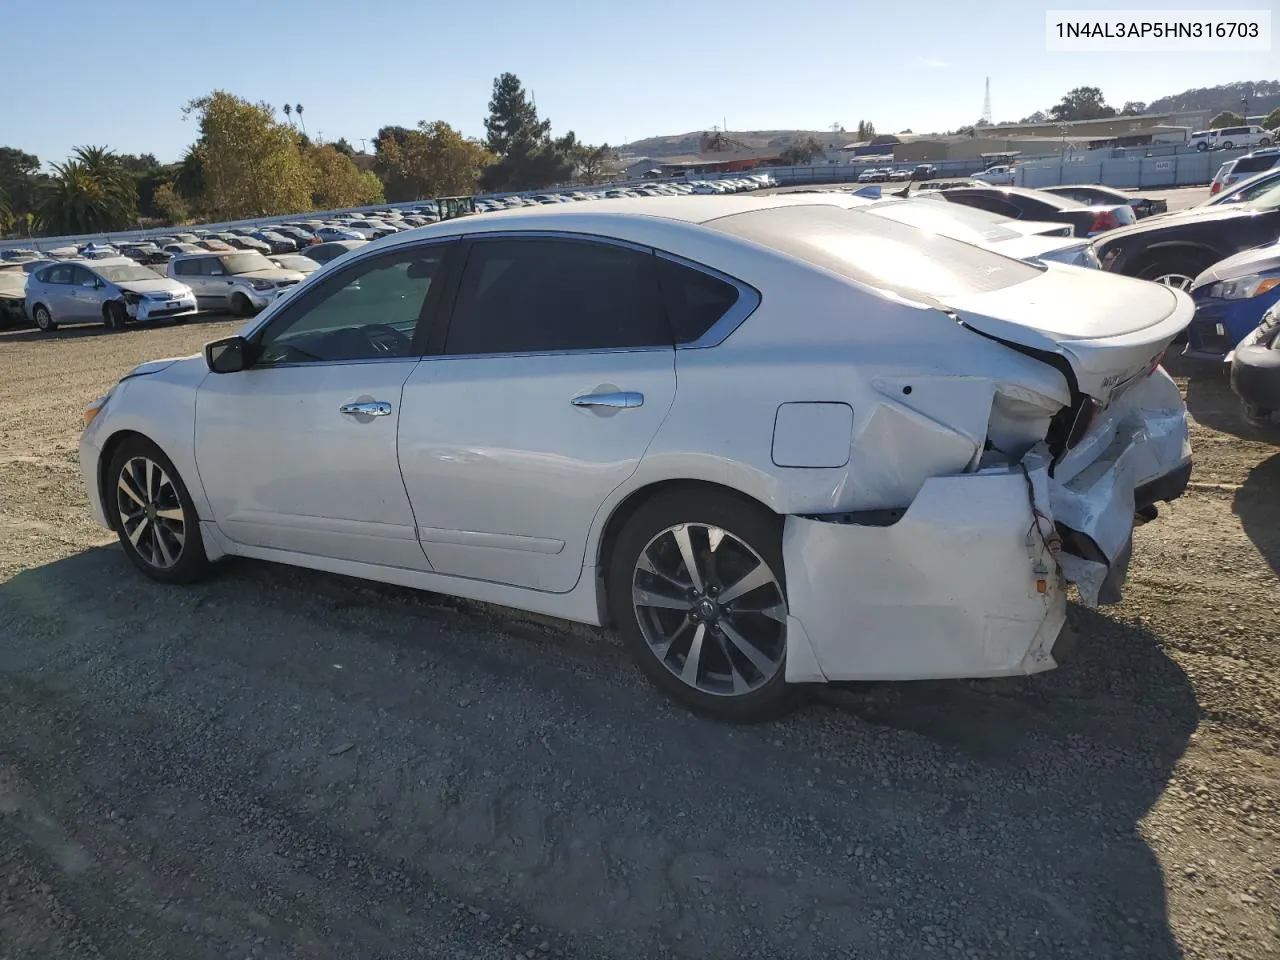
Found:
<box><xmin>183</xmin><ymin>91</ymin><xmax>313</xmax><ymax>220</ymax></box>
<box><xmin>855</xmin><ymin>120</ymin><xmax>877</xmax><ymax>141</ymax></box>
<box><xmin>1265</xmin><ymin>107</ymin><xmax>1280</xmax><ymax>131</ymax></box>
<box><xmin>174</xmin><ymin>145</ymin><xmax>206</xmax><ymax>207</ymax></box>
<box><xmin>295</xmin><ymin>103</ymin><xmax>306</xmax><ymax>136</ymax></box>
<box><xmin>283</xmin><ymin>104</ymin><xmax>293</xmax><ymax>125</ymax></box>
<box><xmin>0</xmin><ymin>147</ymin><xmax>44</xmax><ymax>227</ymax></box>
<box><xmin>571</xmin><ymin>142</ymin><xmax>613</xmax><ymax>184</ymax></box>
<box><xmin>1020</xmin><ymin>110</ymin><xmax>1048</xmax><ymax>123</ymax></box>
<box><xmin>780</xmin><ymin>136</ymin><xmax>824</xmax><ymax>164</ymax></box>
<box><xmin>151</xmin><ymin>182</ymin><xmax>188</xmax><ymax>225</ymax></box>
<box><xmin>479</xmin><ymin>73</ymin><xmax>572</xmax><ymax>192</ymax></box>
<box><xmin>375</xmin><ymin>121</ymin><xmax>493</xmax><ymax>201</ymax></box>
<box><xmin>38</xmin><ymin>157</ymin><xmax>137</xmax><ymax>235</ymax></box>
<box><xmin>332</xmin><ymin>137</ymin><xmax>355</xmax><ymax>156</ymax></box>
<box><xmin>1210</xmin><ymin>111</ymin><xmax>1246</xmax><ymax>128</ymax></box>
<box><xmin>1121</xmin><ymin>100</ymin><xmax>1147</xmax><ymax>115</ymax></box>
<box><xmin>1049</xmin><ymin>86</ymin><xmax>1116</xmax><ymax>122</ymax></box>
<box><xmin>483</xmin><ymin>73</ymin><xmax>550</xmax><ymax>157</ymax></box>
<box><xmin>307</xmin><ymin>144</ymin><xmax>385</xmax><ymax>209</ymax></box>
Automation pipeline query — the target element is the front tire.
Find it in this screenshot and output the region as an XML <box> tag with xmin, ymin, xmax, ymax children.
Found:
<box><xmin>230</xmin><ymin>292</ymin><xmax>254</xmax><ymax>317</ymax></box>
<box><xmin>103</xmin><ymin>301</ymin><xmax>127</xmax><ymax>330</ymax></box>
<box><xmin>607</xmin><ymin>489</ymin><xmax>797</xmax><ymax>723</ymax></box>
<box><xmin>106</xmin><ymin>436</ymin><xmax>209</xmax><ymax>584</ymax></box>
<box><xmin>1136</xmin><ymin>252</ymin><xmax>1214</xmax><ymax>292</ymax></box>
<box><xmin>32</xmin><ymin>303</ymin><xmax>56</xmax><ymax>332</ymax></box>
<box><xmin>1221</xmin><ymin>141</ymin><xmax>1235</xmax><ymax>150</ymax></box>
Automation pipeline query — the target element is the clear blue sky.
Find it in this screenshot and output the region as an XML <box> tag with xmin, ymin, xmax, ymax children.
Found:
<box><xmin>6</xmin><ymin>0</ymin><xmax>1276</xmax><ymax>166</ymax></box>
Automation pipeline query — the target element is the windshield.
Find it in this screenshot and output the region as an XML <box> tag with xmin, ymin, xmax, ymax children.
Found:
<box><xmin>865</xmin><ymin>199</ymin><xmax>1023</xmax><ymax>242</ymax></box>
<box><xmin>1246</xmin><ymin>183</ymin><xmax>1280</xmax><ymax>211</ymax></box>
<box><xmin>220</xmin><ymin>252</ymin><xmax>275</xmax><ymax>274</ymax></box>
<box><xmin>97</xmin><ymin>263</ymin><xmax>163</xmax><ymax>283</ymax></box>
<box><xmin>711</xmin><ymin>204</ymin><xmax>1042</xmax><ymax>301</ymax></box>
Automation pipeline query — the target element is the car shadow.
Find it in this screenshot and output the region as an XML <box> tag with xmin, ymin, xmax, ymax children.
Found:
<box><xmin>809</xmin><ymin>600</ymin><xmax>1199</xmax><ymax>958</ymax></box>
<box><xmin>0</xmin><ymin>547</ymin><xmax>1199</xmax><ymax>959</ymax></box>
<box><xmin>1234</xmin><ymin>451</ymin><xmax>1280</xmax><ymax>575</ymax></box>
<box><xmin>0</xmin><ymin>313</ymin><xmax>235</xmax><ymax>343</ymax></box>
<box><xmin>1172</xmin><ymin>353</ymin><xmax>1245</xmax><ymax>436</ymax></box>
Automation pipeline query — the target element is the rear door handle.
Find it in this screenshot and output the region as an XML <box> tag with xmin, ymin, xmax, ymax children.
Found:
<box><xmin>339</xmin><ymin>401</ymin><xmax>393</xmax><ymax>417</ymax></box>
<box><xmin>570</xmin><ymin>391</ymin><xmax>644</xmax><ymax>409</ymax></box>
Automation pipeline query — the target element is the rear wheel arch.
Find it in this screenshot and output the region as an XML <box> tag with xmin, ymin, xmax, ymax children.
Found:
<box><xmin>594</xmin><ymin>479</ymin><xmax>780</xmax><ymax>625</ymax></box>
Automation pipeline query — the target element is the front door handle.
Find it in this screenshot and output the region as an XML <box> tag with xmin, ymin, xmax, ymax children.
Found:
<box><xmin>570</xmin><ymin>391</ymin><xmax>644</xmax><ymax>409</ymax></box>
<box><xmin>339</xmin><ymin>400</ymin><xmax>393</xmax><ymax>417</ymax></box>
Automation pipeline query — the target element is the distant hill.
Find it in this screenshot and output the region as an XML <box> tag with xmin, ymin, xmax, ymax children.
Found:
<box><xmin>622</xmin><ymin>81</ymin><xmax>1280</xmax><ymax>156</ymax></box>
<box><xmin>1146</xmin><ymin>80</ymin><xmax>1279</xmax><ymax>117</ymax></box>
<box><xmin>621</xmin><ymin>129</ymin><xmax>849</xmax><ymax>158</ymax></box>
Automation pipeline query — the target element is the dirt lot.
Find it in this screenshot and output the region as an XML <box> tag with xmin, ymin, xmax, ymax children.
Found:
<box><xmin>1</xmin><ymin>316</ymin><xmax>1278</xmax><ymax>960</ymax></box>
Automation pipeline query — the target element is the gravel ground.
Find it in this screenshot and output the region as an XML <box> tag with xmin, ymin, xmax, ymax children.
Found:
<box><xmin>1</xmin><ymin>316</ymin><xmax>1278</xmax><ymax>960</ymax></box>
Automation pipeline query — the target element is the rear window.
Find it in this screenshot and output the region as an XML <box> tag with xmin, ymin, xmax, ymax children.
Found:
<box><xmin>1235</xmin><ymin>155</ymin><xmax>1280</xmax><ymax>174</ymax></box>
<box><xmin>708</xmin><ymin>204</ymin><xmax>1042</xmax><ymax>301</ymax></box>
<box><xmin>864</xmin><ymin>198</ymin><xmax>1023</xmax><ymax>243</ymax></box>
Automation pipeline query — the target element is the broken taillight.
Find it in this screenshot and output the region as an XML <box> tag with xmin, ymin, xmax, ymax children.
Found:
<box><xmin>1089</xmin><ymin>210</ymin><xmax>1122</xmax><ymax>234</ymax></box>
<box><xmin>1065</xmin><ymin>397</ymin><xmax>1103</xmax><ymax>449</ymax></box>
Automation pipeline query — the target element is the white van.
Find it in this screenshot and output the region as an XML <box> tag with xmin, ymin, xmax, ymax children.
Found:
<box><xmin>1192</xmin><ymin>125</ymin><xmax>1273</xmax><ymax>152</ymax></box>
<box><xmin>970</xmin><ymin>164</ymin><xmax>1016</xmax><ymax>185</ymax></box>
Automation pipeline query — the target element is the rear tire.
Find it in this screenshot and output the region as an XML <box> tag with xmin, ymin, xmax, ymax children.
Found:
<box><xmin>1261</xmin><ymin>138</ymin><xmax>1273</xmax><ymax>148</ymax></box>
<box><xmin>32</xmin><ymin>303</ymin><xmax>56</xmax><ymax>332</ymax></box>
<box><xmin>607</xmin><ymin>489</ymin><xmax>798</xmax><ymax>723</ymax></box>
<box><xmin>106</xmin><ymin>436</ymin><xmax>209</xmax><ymax>585</ymax></box>
<box><xmin>1221</xmin><ymin>141</ymin><xmax>1235</xmax><ymax>150</ymax></box>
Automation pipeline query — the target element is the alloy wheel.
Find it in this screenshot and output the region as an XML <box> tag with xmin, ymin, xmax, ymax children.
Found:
<box><xmin>1153</xmin><ymin>273</ymin><xmax>1194</xmax><ymax>291</ymax></box>
<box><xmin>631</xmin><ymin>522</ymin><xmax>787</xmax><ymax>697</ymax></box>
<box><xmin>116</xmin><ymin>456</ymin><xmax>187</xmax><ymax>569</ymax></box>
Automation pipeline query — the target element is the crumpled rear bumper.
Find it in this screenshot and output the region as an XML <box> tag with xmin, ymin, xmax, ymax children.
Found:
<box><xmin>782</xmin><ymin>368</ymin><xmax>1191</xmax><ymax>684</ymax></box>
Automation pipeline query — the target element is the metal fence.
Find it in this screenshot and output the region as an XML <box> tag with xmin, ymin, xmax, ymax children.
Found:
<box><xmin>1016</xmin><ymin>147</ymin><xmax>1250</xmax><ymax>190</ymax></box>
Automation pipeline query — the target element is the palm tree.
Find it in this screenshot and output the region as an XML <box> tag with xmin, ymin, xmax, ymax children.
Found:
<box><xmin>0</xmin><ymin>187</ymin><xmax>11</xmax><ymax>236</ymax></box>
<box><xmin>283</xmin><ymin>103</ymin><xmax>293</xmax><ymax>125</ymax></box>
<box><xmin>295</xmin><ymin>103</ymin><xmax>306</xmax><ymax>136</ymax></box>
<box><xmin>38</xmin><ymin>155</ymin><xmax>136</xmax><ymax>236</ymax></box>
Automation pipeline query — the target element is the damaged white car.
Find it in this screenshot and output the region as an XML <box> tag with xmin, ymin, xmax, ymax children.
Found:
<box><xmin>77</xmin><ymin>196</ymin><xmax>1192</xmax><ymax>721</ymax></box>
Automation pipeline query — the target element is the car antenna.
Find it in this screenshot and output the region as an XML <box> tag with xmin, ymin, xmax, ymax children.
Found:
<box><xmin>894</xmin><ymin>182</ymin><xmax>912</xmax><ymax>199</ymax></box>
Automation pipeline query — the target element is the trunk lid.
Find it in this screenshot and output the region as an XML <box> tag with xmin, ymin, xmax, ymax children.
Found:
<box><xmin>940</xmin><ymin>263</ymin><xmax>1192</xmax><ymax>403</ymax></box>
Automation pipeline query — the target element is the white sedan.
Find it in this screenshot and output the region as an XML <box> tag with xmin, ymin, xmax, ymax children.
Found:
<box><xmin>78</xmin><ymin>196</ymin><xmax>1193</xmax><ymax>721</ymax></box>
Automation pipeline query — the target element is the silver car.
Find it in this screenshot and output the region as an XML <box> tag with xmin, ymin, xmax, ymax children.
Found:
<box><xmin>25</xmin><ymin>257</ymin><xmax>197</xmax><ymax>332</ymax></box>
<box><xmin>167</xmin><ymin>251</ymin><xmax>306</xmax><ymax>316</ymax></box>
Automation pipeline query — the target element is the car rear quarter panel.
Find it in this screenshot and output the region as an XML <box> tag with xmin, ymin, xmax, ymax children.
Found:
<box><xmin>586</xmin><ymin>256</ymin><xmax>1072</xmax><ymax>569</ymax></box>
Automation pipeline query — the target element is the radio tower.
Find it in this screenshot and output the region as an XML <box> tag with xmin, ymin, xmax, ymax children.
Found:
<box><xmin>981</xmin><ymin>77</ymin><xmax>992</xmax><ymax>125</ymax></box>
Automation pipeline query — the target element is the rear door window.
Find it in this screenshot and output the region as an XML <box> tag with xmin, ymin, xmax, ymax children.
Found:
<box><xmin>443</xmin><ymin>237</ymin><xmax>669</xmax><ymax>356</ymax></box>
<box><xmin>655</xmin><ymin>257</ymin><xmax>746</xmax><ymax>344</ymax></box>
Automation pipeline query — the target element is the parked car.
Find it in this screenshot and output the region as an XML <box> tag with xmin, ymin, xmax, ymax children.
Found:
<box><xmin>226</xmin><ymin>235</ymin><xmax>273</xmax><ymax>254</ymax></box>
<box><xmin>1092</xmin><ymin>182</ymin><xmax>1280</xmax><ymax>290</ymax></box>
<box><xmin>196</xmin><ymin>239</ymin><xmax>235</xmax><ymax>252</ymax></box>
<box><xmin>268</xmin><ymin>253</ymin><xmax>322</xmax><ymax>275</ymax></box>
<box><xmin>1200</xmin><ymin>125</ymin><xmax>1273</xmax><ymax>152</ymax></box>
<box><xmin>305</xmin><ymin>239</ymin><xmax>369</xmax><ymax>264</ymax></box>
<box><xmin>26</xmin><ymin>257</ymin><xmax>197</xmax><ymax>332</ymax></box>
<box><xmin>250</xmin><ymin>230</ymin><xmax>299</xmax><ymax>253</ymax></box>
<box><xmin>79</xmin><ymin>196</ymin><xmax>1192</xmax><ymax>721</ymax></box>
<box><xmin>117</xmin><ymin>242</ymin><xmax>172</xmax><ymax>266</ymax></box>
<box><xmin>1228</xmin><ymin>301</ymin><xmax>1280</xmax><ymax>427</ymax></box>
<box><xmin>1209</xmin><ymin>148</ymin><xmax>1280</xmax><ymax>196</ymax></box>
<box><xmin>163</xmin><ymin>242</ymin><xmax>203</xmax><ymax>256</ymax></box>
<box><xmin>1041</xmin><ymin>184</ymin><xmax>1168</xmax><ymax>218</ymax></box>
<box><xmin>910</xmin><ymin>177</ymin><xmax>984</xmax><ymax>194</ymax></box>
<box><xmin>1</xmin><ymin>247</ymin><xmax>41</xmax><ymax>262</ymax></box>
<box><xmin>866</xmin><ymin>195</ymin><xmax>1100</xmax><ymax>267</ymax></box>
<box><xmin>1187</xmin><ymin>130</ymin><xmax>1214</xmax><ymax>151</ymax></box>
<box><xmin>0</xmin><ymin>262</ymin><xmax>28</xmax><ymax>328</ymax></box>
<box><xmin>1184</xmin><ymin>239</ymin><xmax>1280</xmax><ymax>361</ymax></box>
<box><xmin>932</xmin><ymin>185</ymin><xmax>1136</xmax><ymax>237</ymax></box>
<box><xmin>1205</xmin><ymin>166</ymin><xmax>1280</xmax><ymax>205</ymax></box>
<box><xmin>167</xmin><ymin>250</ymin><xmax>306</xmax><ymax>316</ymax></box>
<box><xmin>270</xmin><ymin>225</ymin><xmax>318</xmax><ymax>247</ymax></box>
<box><xmin>910</xmin><ymin>164</ymin><xmax>938</xmax><ymax>181</ymax></box>
<box><xmin>970</xmin><ymin>164</ymin><xmax>1016</xmax><ymax>185</ymax></box>
<box><xmin>315</xmin><ymin>225</ymin><xmax>365</xmax><ymax>242</ymax></box>
<box><xmin>887</xmin><ymin>169</ymin><xmax>912</xmax><ymax>182</ymax></box>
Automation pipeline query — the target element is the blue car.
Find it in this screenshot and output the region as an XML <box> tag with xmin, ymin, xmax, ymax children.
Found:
<box><xmin>1185</xmin><ymin>239</ymin><xmax>1280</xmax><ymax>362</ymax></box>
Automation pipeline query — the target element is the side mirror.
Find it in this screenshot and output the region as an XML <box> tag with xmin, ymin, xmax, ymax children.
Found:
<box><xmin>205</xmin><ymin>336</ymin><xmax>252</xmax><ymax>374</ymax></box>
